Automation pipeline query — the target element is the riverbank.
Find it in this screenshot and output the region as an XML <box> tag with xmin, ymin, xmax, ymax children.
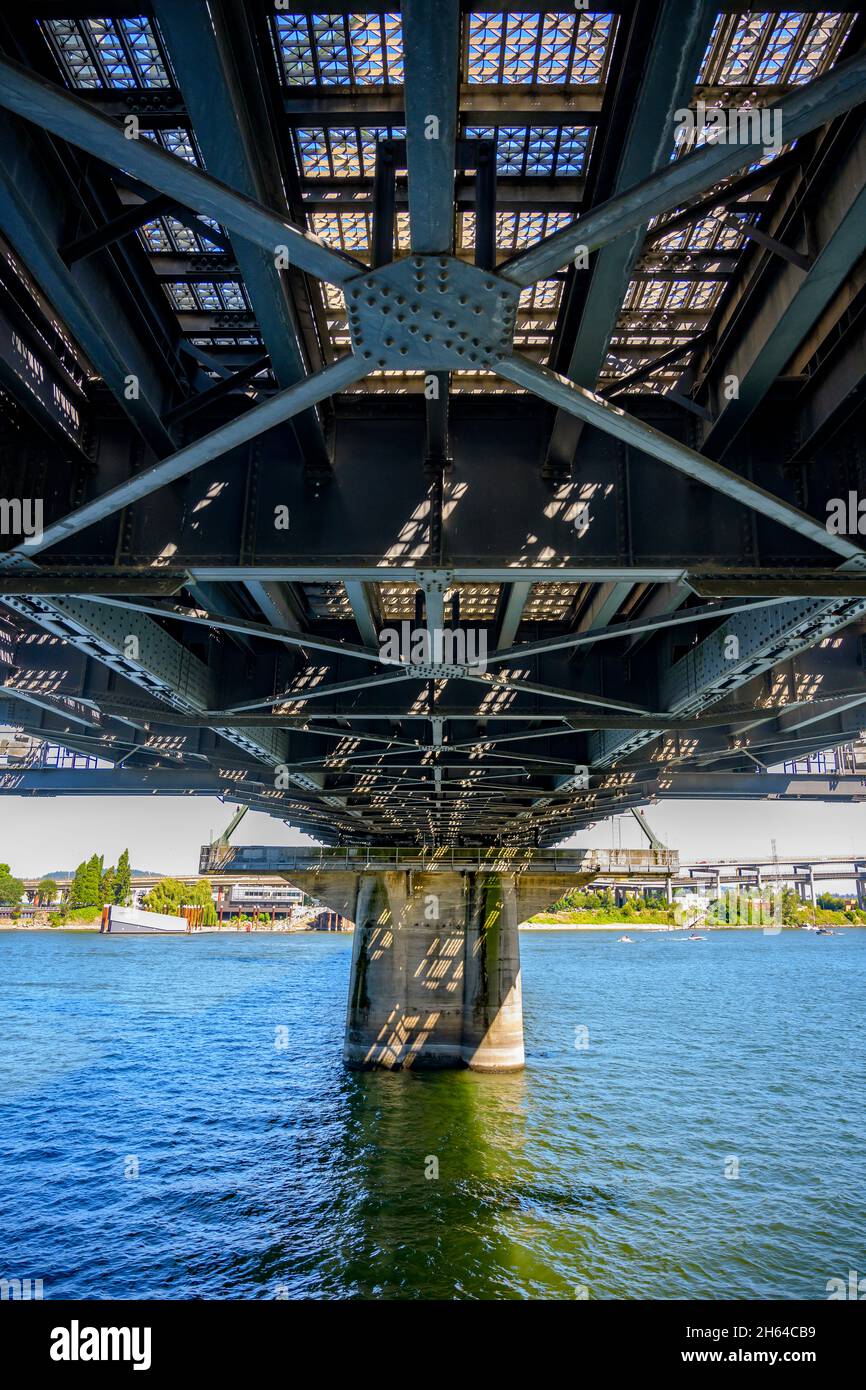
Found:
<box><xmin>521</xmin><ymin>921</ymin><xmax>799</xmax><ymax>931</ymax></box>
<box><xmin>0</xmin><ymin>922</ymin><xmax>345</xmax><ymax>934</ymax></box>
<box><xmin>523</xmin><ymin>921</ymin><xmax>683</xmax><ymax>931</ymax></box>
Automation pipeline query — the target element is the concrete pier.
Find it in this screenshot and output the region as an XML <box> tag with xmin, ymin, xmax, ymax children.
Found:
<box><xmin>342</xmin><ymin>871</ymin><xmax>524</xmax><ymax>1071</ymax></box>
<box><xmin>197</xmin><ymin>845</ymin><xmax>681</xmax><ymax>1070</ymax></box>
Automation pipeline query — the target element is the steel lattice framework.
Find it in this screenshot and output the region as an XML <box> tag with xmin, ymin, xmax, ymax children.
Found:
<box><xmin>1</xmin><ymin>2</ymin><xmax>866</xmax><ymax>845</ymax></box>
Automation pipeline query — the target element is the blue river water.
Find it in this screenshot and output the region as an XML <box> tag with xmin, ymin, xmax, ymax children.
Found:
<box><xmin>0</xmin><ymin>927</ymin><xmax>863</xmax><ymax>1300</ymax></box>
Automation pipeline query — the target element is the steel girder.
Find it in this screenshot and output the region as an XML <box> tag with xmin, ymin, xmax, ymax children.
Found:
<box><xmin>590</xmin><ymin>594</ymin><xmax>866</xmax><ymax>768</ymax></box>
<box><xmin>150</xmin><ymin>0</ymin><xmax>328</xmax><ymax>467</ymax></box>
<box><xmin>0</xmin><ymin>336</ymin><xmax>87</xmax><ymax>459</ymax></box>
<box><xmin>2</xmin><ymin>52</ymin><xmax>865</xmax><ymax>569</ymax></box>
<box><xmin>2</xmin><ymin>31</ymin><xmax>866</xmax><ymax>844</ymax></box>
<box><xmin>0</xmin><ymin>355</ymin><xmax>366</xmax><ymax>567</ymax></box>
<box><xmin>0</xmin><ymin>57</ymin><xmax>363</xmax><ymax>285</ymax></box>
<box><xmin>14</xmin><ymin>410</ymin><xmax>866</xmax><ymax>584</ymax></box>
<box><xmin>698</xmin><ymin>115</ymin><xmax>866</xmax><ymax>456</ymax></box>
<box><xmin>0</xmin><ymin>110</ymin><xmax>178</xmax><ymax>458</ymax></box>
<box><xmin>402</xmin><ymin>0</ymin><xmax>461</xmax><ymax>257</ymax></box>
<box><xmin>544</xmin><ymin>0</ymin><xmax>717</xmax><ymax>475</ymax></box>
<box><xmin>2</xmin><ymin>766</ymin><xmax>864</xmax><ymax>809</ymax></box>
<box><xmin>498</xmin><ymin>357</ymin><xmax>866</xmax><ymax>567</ymax></box>
<box><xmin>0</xmin><ymin>592</ymin><xmax>287</xmax><ymax>765</ymax></box>
<box><xmin>496</xmin><ymin>50</ymin><xmax>866</xmax><ymax>287</ymax></box>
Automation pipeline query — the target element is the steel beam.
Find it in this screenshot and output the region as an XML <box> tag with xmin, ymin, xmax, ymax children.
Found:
<box><xmin>58</xmin><ymin>192</ymin><xmax>176</xmax><ymax>263</ymax></box>
<box><xmin>0</xmin><ymin>110</ymin><xmax>177</xmax><ymax>457</ymax></box>
<box><xmin>466</xmin><ymin>673</ymin><xmax>650</xmax><ymax>716</ymax></box>
<box><xmin>402</xmin><ymin>1</ymin><xmax>461</xmax><ymax>470</ymax></box>
<box><xmin>495</xmin><ymin>581</ymin><xmax>532</xmax><ymax>650</ymax></box>
<box><xmin>3</xmin><ymin>767</ymin><xmax>863</xmax><ymax>806</ymax></box>
<box><xmin>0</xmin><ymin>355</ymin><xmax>367</xmax><ymax>565</ymax></box>
<box><xmin>0</xmin><ymin>56</ymin><xmax>364</xmax><ymax>286</ymax></box>
<box><xmin>152</xmin><ymin>0</ymin><xmax>328</xmax><ymax>466</ymax></box>
<box><xmin>498</xmin><ymin>51</ymin><xmax>866</xmax><ymax>288</ymax></box>
<box><xmin>545</xmin><ymin>0</ymin><xmax>716</xmax><ymax>473</ymax></box>
<box><xmin>0</xmin><ymin>298</ymin><xmax>90</xmax><ymax>454</ymax></box>
<box><xmin>0</xmin><ymin>575</ymin><xmax>188</xmax><ymax>597</ymax></box>
<box><xmin>371</xmin><ymin>140</ymin><xmax>397</xmax><ymax>268</ymax></box>
<box><xmin>605</xmin><ymin>336</ymin><xmax>708</xmax><ymax>398</ymax></box>
<box><xmin>220</xmin><ymin>670</ymin><xmax>412</xmax><ymax>715</ymax></box>
<box><xmin>68</xmin><ymin>596</ymin><xmax>383</xmax><ymax>665</ymax></box>
<box><xmin>592</xmin><ymin>593</ymin><xmax>866</xmax><ymax>768</ymax></box>
<box><xmin>688</xmin><ymin>572</ymin><xmax>866</xmax><ymax>598</ymax></box>
<box><xmin>496</xmin><ymin>355</ymin><xmax>866</xmax><ymax>567</ymax></box>
<box><xmin>244</xmin><ymin>581</ymin><xmax>303</xmax><ymax>630</ymax></box>
<box><xmin>700</xmin><ymin>117</ymin><xmax>866</xmax><ymax>456</ymax></box>
<box><xmin>794</xmin><ymin>306</ymin><xmax>866</xmax><ymax>457</ymax></box>
<box><xmin>489</xmin><ymin>596</ymin><xmax>794</xmax><ymax>665</ymax></box>
<box><xmin>403</xmin><ymin>0</ymin><xmax>463</xmax><ymax>255</ymax></box>
<box><xmin>344</xmin><ymin>581</ymin><xmax>382</xmax><ymax>649</ymax></box>
<box><xmin>162</xmin><ymin>356</ymin><xmax>271</xmax><ymax>425</ymax></box>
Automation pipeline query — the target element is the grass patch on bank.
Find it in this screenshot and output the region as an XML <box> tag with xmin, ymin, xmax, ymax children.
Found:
<box><xmin>529</xmin><ymin>889</ymin><xmax>676</xmax><ymax>927</ymax></box>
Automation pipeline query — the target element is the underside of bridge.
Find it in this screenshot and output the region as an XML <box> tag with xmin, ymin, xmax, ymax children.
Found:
<box><xmin>2</xmin><ymin>2</ymin><xmax>866</xmax><ymax>1066</ymax></box>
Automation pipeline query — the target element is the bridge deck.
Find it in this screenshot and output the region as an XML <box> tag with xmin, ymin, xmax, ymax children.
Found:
<box><xmin>199</xmin><ymin>844</ymin><xmax>679</xmax><ymax>877</ymax></box>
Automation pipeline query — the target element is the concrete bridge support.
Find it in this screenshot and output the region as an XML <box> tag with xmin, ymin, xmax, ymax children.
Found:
<box><xmin>272</xmin><ymin>864</ymin><xmax>597</xmax><ymax>1072</ymax></box>
<box><xmin>338</xmin><ymin>871</ymin><xmax>525</xmax><ymax>1072</ymax></box>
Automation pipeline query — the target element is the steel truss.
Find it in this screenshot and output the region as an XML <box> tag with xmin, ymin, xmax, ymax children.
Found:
<box><xmin>1</xmin><ymin>4</ymin><xmax>866</xmax><ymax>844</ymax></box>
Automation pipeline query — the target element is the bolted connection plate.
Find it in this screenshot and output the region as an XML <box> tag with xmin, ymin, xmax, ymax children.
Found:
<box><xmin>345</xmin><ymin>256</ymin><xmax>519</xmax><ymax>372</ymax></box>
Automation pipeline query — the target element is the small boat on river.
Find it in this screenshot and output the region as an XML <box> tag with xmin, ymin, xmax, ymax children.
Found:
<box><xmin>102</xmin><ymin>905</ymin><xmax>189</xmax><ymax>935</ymax></box>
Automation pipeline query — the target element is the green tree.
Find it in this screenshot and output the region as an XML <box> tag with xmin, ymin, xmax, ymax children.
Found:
<box><xmin>0</xmin><ymin>863</ymin><xmax>24</xmax><ymax>908</ymax></box>
<box><xmin>142</xmin><ymin>877</ymin><xmax>216</xmax><ymax>927</ymax></box>
<box><xmin>71</xmin><ymin>855</ymin><xmax>103</xmax><ymax>908</ymax></box>
<box><xmin>100</xmin><ymin>865</ymin><xmax>116</xmax><ymax>905</ymax></box>
<box><xmin>818</xmin><ymin>893</ymin><xmax>846</xmax><ymax>912</ymax></box>
<box><xmin>69</xmin><ymin>860</ymin><xmax>88</xmax><ymax>908</ymax></box>
<box><xmin>141</xmin><ymin>876</ymin><xmax>184</xmax><ymax>916</ymax></box>
<box><xmin>85</xmin><ymin>854</ymin><xmax>103</xmax><ymax>906</ymax></box>
<box><xmin>114</xmin><ymin>849</ymin><xmax>131</xmax><ymax>906</ymax></box>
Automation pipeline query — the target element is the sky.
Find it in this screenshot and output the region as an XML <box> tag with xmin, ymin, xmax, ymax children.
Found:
<box><xmin>2</xmin><ymin>795</ymin><xmax>866</xmax><ymax>878</ymax></box>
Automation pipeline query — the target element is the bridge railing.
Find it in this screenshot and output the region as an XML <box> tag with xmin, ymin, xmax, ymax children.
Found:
<box><xmin>199</xmin><ymin>843</ymin><xmax>679</xmax><ymax>875</ymax></box>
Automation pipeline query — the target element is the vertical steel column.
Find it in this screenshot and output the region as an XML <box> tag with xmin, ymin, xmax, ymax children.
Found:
<box><xmin>402</xmin><ymin>0</ymin><xmax>461</xmax><ymax>478</ymax></box>
<box><xmin>474</xmin><ymin>140</ymin><xmax>497</xmax><ymax>273</ymax></box>
<box><xmin>372</xmin><ymin>140</ymin><xmax>397</xmax><ymax>268</ymax></box>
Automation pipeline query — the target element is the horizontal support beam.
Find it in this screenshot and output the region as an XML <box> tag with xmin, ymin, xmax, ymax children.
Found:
<box><xmin>0</xmin><ymin>575</ymin><xmax>189</xmax><ymax>597</ymax></box>
<box><xmin>688</xmin><ymin>571</ymin><xmax>866</xmax><ymax>598</ymax></box>
<box><xmin>3</xmin><ymin>767</ymin><xmax>864</xmax><ymax>807</ymax></box>
<box><xmin>300</xmin><ymin>175</ymin><xmax>584</xmax><ymax>210</ymax></box>
<box><xmin>283</xmin><ymin>87</ymin><xmax>605</xmax><ymax>125</ymax></box>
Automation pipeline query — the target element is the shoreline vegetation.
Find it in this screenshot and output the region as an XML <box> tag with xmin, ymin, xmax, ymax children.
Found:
<box><xmin>3</xmin><ymin>923</ymin><xmax>865</xmax><ymax>934</ymax></box>
<box><xmin>2</xmin><ymin>883</ymin><xmax>865</xmax><ymax>933</ymax></box>
<box><xmin>526</xmin><ymin>886</ymin><xmax>866</xmax><ymax>930</ymax></box>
